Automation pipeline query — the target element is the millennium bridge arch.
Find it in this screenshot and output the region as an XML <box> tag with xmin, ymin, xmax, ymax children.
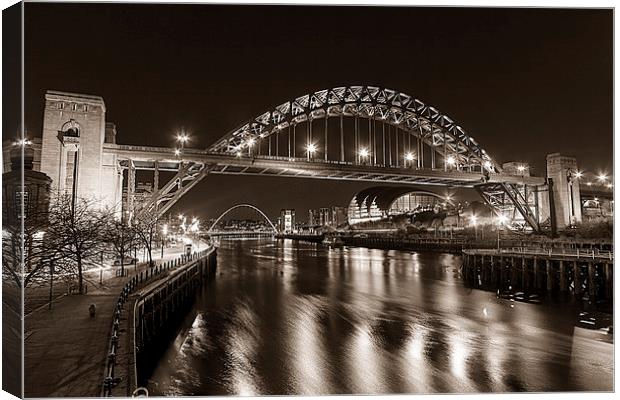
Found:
<box><xmin>207</xmin><ymin>204</ymin><xmax>277</xmax><ymax>235</ymax></box>
<box><xmin>35</xmin><ymin>88</ymin><xmax>551</xmax><ymax>233</ymax></box>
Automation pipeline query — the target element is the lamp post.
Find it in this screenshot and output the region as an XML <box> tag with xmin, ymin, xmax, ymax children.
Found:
<box><xmin>497</xmin><ymin>214</ymin><xmax>508</xmax><ymax>250</ymax></box>
<box><xmin>161</xmin><ymin>224</ymin><xmax>168</xmax><ymax>258</ymax></box>
<box><xmin>470</xmin><ymin>215</ymin><xmax>478</xmax><ymax>240</ymax></box>
<box><xmin>306</xmin><ymin>143</ymin><xmax>317</xmax><ymax>161</ymax></box>
<box><xmin>404</xmin><ymin>152</ymin><xmax>414</xmax><ymax>168</ymax></box>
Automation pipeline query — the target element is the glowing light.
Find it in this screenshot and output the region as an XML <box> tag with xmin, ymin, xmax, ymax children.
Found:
<box><xmin>574</xmin><ymin>171</ymin><xmax>583</xmax><ymax>179</ymax></box>
<box><xmin>306</xmin><ymin>143</ymin><xmax>317</xmax><ymax>154</ymax></box>
<box><xmin>174</xmin><ymin>148</ymin><xmax>181</xmax><ymax>156</ymax></box>
<box><xmin>607</xmin><ymin>184</ymin><xmax>613</xmax><ymax>189</ymax></box>
<box><xmin>14</xmin><ymin>138</ymin><xmax>32</xmax><ymax>147</ymax></box>
<box><xmin>405</xmin><ymin>152</ymin><xmax>415</xmax><ymax>161</ymax></box>
<box><xmin>162</xmin><ymin>224</ymin><xmax>168</xmax><ymax>235</ymax></box>
<box><xmin>445</xmin><ymin>195</ymin><xmax>453</xmax><ymax>203</ymax></box>
<box><xmin>586</xmin><ymin>182</ymin><xmax>593</xmax><ymax>186</ymax></box>
<box><xmin>178</xmin><ymin>214</ymin><xmax>184</xmax><ymax>220</ymax></box>
<box><xmin>470</xmin><ymin>215</ymin><xmax>478</xmax><ymax>226</ymax></box>
<box><xmin>517</xmin><ymin>165</ymin><xmax>526</xmax><ymax>172</ymax></box>
<box><xmin>176</xmin><ymin>133</ymin><xmax>190</xmax><ymax>143</ymax></box>
<box><xmin>484</xmin><ymin>160</ymin><xmax>492</xmax><ymax>169</ymax></box>
<box><xmin>359</xmin><ymin>148</ymin><xmax>370</xmax><ymax>158</ymax></box>
<box><xmin>598</xmin><ymin>174</ymin><xmax>608</xmax><ymax>182</ymax></box>
<box><xmin>497</xmin><ymin>214</ymin><xmax>508</xmax><ymax>225</ymax></box>
<box><xmin>236</xmin><ymin>151</ymin><xmax>242</xmax><ymax>157</ymax></box>
<box><xmin>247</xmin><ymin>138</ymin><xmax>256</xmax><ymax>147</ymax></box>
<box><xmin>446</xmin><ymin>156</ymin><xmax>456</xmax><ymax>165</ymax></box>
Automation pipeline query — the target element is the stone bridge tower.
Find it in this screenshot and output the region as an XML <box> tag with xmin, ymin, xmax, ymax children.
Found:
<box><xmin>39</xmin><ymin>90</ymin><xmax>122</xmax><ymax>211</ymax></box>
<box><xmin>546</xmin><ymin>153</ymin><xmax>582</xmax><ymax>230</ymax></box>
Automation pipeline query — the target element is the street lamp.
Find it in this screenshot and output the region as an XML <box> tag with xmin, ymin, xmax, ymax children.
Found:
<box><xmin>161</xmin><ymin>224</ymin><xmax>168</xmax><ymax>258</ymax></box>
<box><xmin>359</xmin><ymin>147</ymin><xmax>370</xmax><ymax>164</ymax></box>
<box><xmin>306</xmin><ymin>143</ymin><xmax>317</xmax><ymax>161</ymax></box>
<box><xmin>496</xmin><ymin>214</ymin><xmax>508</xmax><ymax>250</ymax></box>
<box><xmin>470</xmin><ymin>215</ymin><xmax>478</xmax><ymax>239</ymax></box>
<box><xmin>574</xmin><ymin>171</ymin><xmax>583</xmax><ymax>179</ymax></box>
<box><xmin>446</xmin><ymin>155</ymin><xmax>456</xmax><ymax>168</ymax></box>
<box><xmin>14</xmin><ymin>138</ymin><xmax>32</xmax><ymax>147</ymax></box>
<box><xmin>405</xmin><ymin>152</ymin><xmax>415</xmax><ymax>167</ymax></box>
<box><xmin>597</xmin><ymin>174</ymin><xmax>608</xmax><ymax>183</ymax></box>
<box><xmin>247</xmin><ymin>138</ymin><xmax>256</xmax><ymax>156</ymax></box>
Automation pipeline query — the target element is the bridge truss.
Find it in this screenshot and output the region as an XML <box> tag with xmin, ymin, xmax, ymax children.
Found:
<box><xmin>110</xmin><ymin>85</ymin><xmax>547</xmax><ymax>232</ymax></box>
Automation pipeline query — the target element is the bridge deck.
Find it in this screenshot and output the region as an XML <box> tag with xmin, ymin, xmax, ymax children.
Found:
<box><xmin>104</xmin><ymin>143</ymin><xmax>546</xmax><ymax>187</ymax></box>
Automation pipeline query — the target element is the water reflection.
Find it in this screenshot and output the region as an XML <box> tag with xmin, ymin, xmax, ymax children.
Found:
<box><xmin>148</xmin><ymin>239</ymin><xmax>613</xmax><ymax>395</ymax></box>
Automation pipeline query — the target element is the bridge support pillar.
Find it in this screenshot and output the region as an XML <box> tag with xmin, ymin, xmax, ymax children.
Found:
<box><xmin>533</xmin><ymin>257</ymin><xmax>540</xmax><ymax>290</ymax></box>
<box><xmin>521</xmin><ymin>257</ymin><xmax>527</xmax><ymax>291</ymax></box>
<box><xmin>559</xmin><ymin>260</ymin><xmax>567</xmax><ymax>293</ymax></box>
<box><xmin>546</xmin><ymin>153</ymin><xmax>582</xmax><ymax>230</ymax></box>
<box><xmin>573</xmin><ymin>261</ymin><xmax>582</xmax><ymax>296</ymax></box>
<box><xmin>604</xmin><ymin>263</ymin><xmax>613</xmax><ymax>299</ymax></box>
<box><xmin>546</xmin><ymin>259</ymin><xmax>553</xmax><ymax>293</ymax></box>
<box><xmin>588</xmin><ymin>262</ymin><xmax>596</xmax><ymax>298</ymax></box>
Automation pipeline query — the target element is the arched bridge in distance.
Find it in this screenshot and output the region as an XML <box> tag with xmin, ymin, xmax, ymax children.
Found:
<box><xmin>106</xmin><ymin>85</ymin><xmax>546</xmax><ymax>232</ymax></box>
<box><xmin>206</xmin><ymin>204</ymin><xmax>277</xmax><ymax>238</ymax></box>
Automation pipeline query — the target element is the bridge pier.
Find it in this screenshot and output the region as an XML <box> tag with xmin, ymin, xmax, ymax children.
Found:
<box><xmin>559</xmin><ymin>260</ymin><xmax>567</xmax><ymax>293</ymax></box>
<box><xmin>573</xmin><ymin>261</ymin><xmax>582</xmax><ymax>296</ymax></box>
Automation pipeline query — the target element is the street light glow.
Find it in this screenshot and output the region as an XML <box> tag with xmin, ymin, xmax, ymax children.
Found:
<box><xmin>470</xmin><ymin>215</ymin><xmax>478</xmax><ymax>226</ymax></box>
<box><xmin>14</xmin><ymin>138</ymin><xmax>32</xmax><ymax>147</ymax></box>
<box><xmin>405</xmin><ymin>152</ymin><xmax>415</xmax><ymax>161</ymax></box>
<box><xmin>597</xmin><ymin>174</ymin><xmax>608</xmax><ymax>182</ymax></box>
<box><xmin>306</xmin><ymin>143</ymin><xmax>317</xmax><ymax>154</ymax></box>
<box><xmin>497</xmin><ymin>214</ymin><xmax>508</xmax><ymax>225</ymax></box>
<box><xmin>247</xmin><ymin>138</ymin><xmax>256</xmax><ymax>147</ymax></box>
<box><xmin>446</xmin><ymin>156</ymin><xmax>456</xmax><ymax>165</ymax></box>
<box><xmin>574</xmin><ymin>171</ymin><xmax>583</xmax><ymax>178</ymax></box>
<box><xmin>176</xmin><ymin>133</ymin><xmax>190</xmax><ymax>143</ymax></box>
<box><xmin>517</xmin><ymin>165</ymin><xmax>526</xmax><ymax>172</ymax></box>
<box><xmin>484</xmin><ymin>160</ymin><xmax>492</xmax><ymax>169</ymax></box>
<box><xmin>174</xmin><ymin>148</ymin><xmax>181</xmax><ymax>156</ymax></box>
<box><xmin>359</xmin><ymin>148</ymin><xmax>370</xmax><ymax>158</ymax></box>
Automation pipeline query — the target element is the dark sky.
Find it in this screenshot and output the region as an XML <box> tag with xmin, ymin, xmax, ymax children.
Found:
<box><xmin>12</xmin><ymin>4</ymin><xmax>613</xmax><ymax>221</ymax></box>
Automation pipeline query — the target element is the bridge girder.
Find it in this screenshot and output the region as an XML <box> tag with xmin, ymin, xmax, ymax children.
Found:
<box><xmin>208</xmin><ymin>85</ymin><xmax>501</xmax><ymax>174</ymax></box>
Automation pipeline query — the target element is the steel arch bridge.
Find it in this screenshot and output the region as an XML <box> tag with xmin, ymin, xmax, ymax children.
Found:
<box><xmin>109</xmin><ymin>85</ymin><xmax>545</xmax><ymax>232</ymax></box>
<box><xmin>207</xmin><ymin>204</ymin><xmax>277</xmax><ymax>236</ymax></box>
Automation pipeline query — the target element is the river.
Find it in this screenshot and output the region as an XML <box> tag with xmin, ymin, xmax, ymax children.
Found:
<box><xmin>147</xmin><ymin>238</ymin><xmax>613</xmax><ymax>395</ymax></box>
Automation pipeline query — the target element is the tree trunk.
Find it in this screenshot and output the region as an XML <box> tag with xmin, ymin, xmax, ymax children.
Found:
<box><xmin>77</xmin><ymin>256</ymin><xmax>84</xmax><ymax>294</ymax></box>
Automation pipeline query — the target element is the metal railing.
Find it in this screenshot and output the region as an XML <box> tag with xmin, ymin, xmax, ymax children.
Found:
<box><xmin>463</xmin><ymin>247</ymin><xmax>614</xmax><ymax>261</ymax></box>
<box><xmin>101</xmin><ymin>247</ymin><xmax>214</xmax><ymax>397</ymax></box>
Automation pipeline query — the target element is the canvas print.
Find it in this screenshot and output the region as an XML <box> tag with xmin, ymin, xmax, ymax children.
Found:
<box><xmin>2</xmin><ymin>2</ymin><xmax>614</xmax><ymax>398</ymax></box>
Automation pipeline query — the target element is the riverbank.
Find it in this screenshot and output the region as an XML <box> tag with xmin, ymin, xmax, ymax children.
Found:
<box><xmin>23</xmin><ymin>243</ymin><xmax>199</xmax><ymax>397</ymax></box>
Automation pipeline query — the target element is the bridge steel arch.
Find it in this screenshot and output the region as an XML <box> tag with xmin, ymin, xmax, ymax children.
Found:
<box><xmin>208</xmin><ymin>85</ymin><xmax>501</xmax><ymax>174</ymax></box>
<box><xmin>129</xmin><ymin>86</ymin><xmax>543</xmax><ymax>232</ymax></box>
<box><xmin>207</xmin><ymin>204</ymin><xmax>277</xmax><ymax>233</ymax></box>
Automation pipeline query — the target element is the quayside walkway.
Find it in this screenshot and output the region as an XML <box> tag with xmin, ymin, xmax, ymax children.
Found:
<box><xmin>23</xmin><ymin>243</ymin><xmax>207</xmax><ymax>398</ymax></box>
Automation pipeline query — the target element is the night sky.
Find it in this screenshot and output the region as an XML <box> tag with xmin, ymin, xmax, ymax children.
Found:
<box><xmin>10</xmin><ymin>4</ymin><xmax>613</xmax><ymax>221</ymax></box>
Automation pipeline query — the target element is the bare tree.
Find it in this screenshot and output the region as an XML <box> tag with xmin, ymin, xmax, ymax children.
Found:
<box><xmin>46</xmin><ymin>194</ymin><xmax>110</xmax><ymax>294</ymax></box>
<box><xmin>103</xmin><ymin>216</ymin><xmax>136</xmax><ymax>276</ymax></box>
<box><xmin>1</xmin><ymin>205</ymin><xmax>54</xmax><ymax>288</ymax></box>
<box><xmin>132</xmin><ymin>211</ymin><xmax>158</xmax><ymax>267</ymax></box>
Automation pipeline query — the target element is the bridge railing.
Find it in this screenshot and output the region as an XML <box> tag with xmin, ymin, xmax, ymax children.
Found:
<box><xmin>463</xmin><ymin>247</ymin><xmax>614</xmax><ymax>261</ymax></box>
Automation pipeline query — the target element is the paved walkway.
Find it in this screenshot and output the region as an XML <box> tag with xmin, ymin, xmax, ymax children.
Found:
<box><xmin>23</xmin><ymin>243</ymin><xmax>200</xmax><ymax>397</ymax></box>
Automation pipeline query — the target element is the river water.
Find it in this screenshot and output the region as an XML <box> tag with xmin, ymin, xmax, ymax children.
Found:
<box><xmin>148</xmin><ymin>239</ymin><xmax>613</xmax><ymax>395</ymax></box>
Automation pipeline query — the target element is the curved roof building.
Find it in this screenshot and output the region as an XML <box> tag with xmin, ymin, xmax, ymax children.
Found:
<box><xmin>347</xmin><ymin>186</ymin><xmax>447</xmax><ymax>224</ymax></box>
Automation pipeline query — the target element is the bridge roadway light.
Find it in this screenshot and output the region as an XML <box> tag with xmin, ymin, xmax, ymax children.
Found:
<box><xmin>174</xmin><ymin>148</ymin><xmax>181</xmax><ymax>156</ymax></box>
<box><xmin>446</xmin><ymin>155</ymin><xmax>456</xmax><ymax>166</ymax></box>
<box><xmin>14</xmin><ymin>138</ymin><xmax>32</xmax><ymax>147</ymax></box>
<box><xmin>359</xmin><ymin>148</ymin><xmax>370</xmax><ymax>158</ymax></box>
<box><xmin>517</xmin><ymin>165</ymin><xmax>526</xmax><ymax>173</ymax></box>
<box><xmin>405</xmin><ymin>152</ymin><xmax>415</xmax><ymax>165</ymax></box>
<box><xmin>306</xmin><ymin>143</ymin><xmax>317</xmax><ymax>160</ymax></box>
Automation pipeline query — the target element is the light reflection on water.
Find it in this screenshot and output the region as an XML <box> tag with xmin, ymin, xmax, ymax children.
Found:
<box><xmin>148</xmin><ymin>239</ymin><xmax>613</xmax><ymax>395</ymax></box>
